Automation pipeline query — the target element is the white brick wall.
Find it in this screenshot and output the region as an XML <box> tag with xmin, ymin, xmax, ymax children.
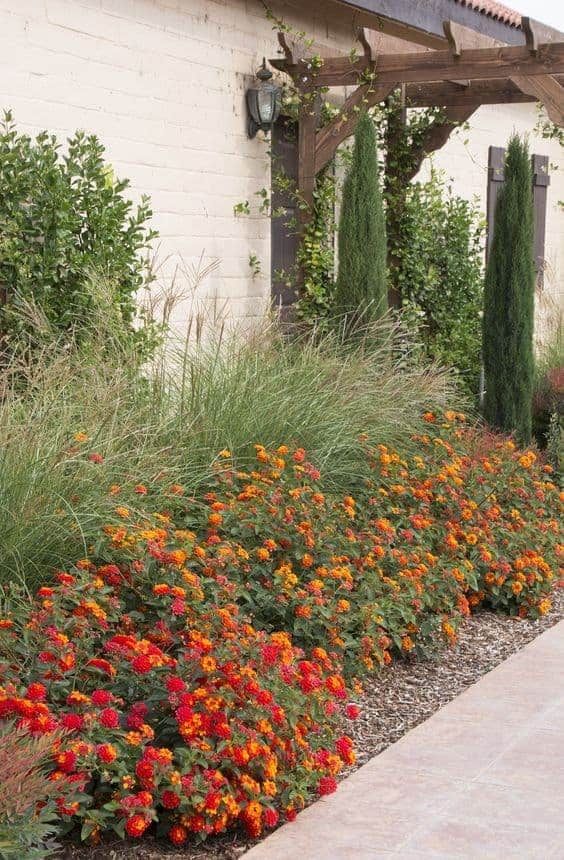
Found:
<box><xmin>0</xmin><ymin>0</ymin><xmax>362</xmax><ymax>332</ymax></box>
<box><xmin>0</xmin><ymin>0</ymin><xmax>562</xmax><ymax>340</ymax></box>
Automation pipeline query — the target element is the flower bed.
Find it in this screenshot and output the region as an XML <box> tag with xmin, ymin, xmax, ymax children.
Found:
<box><xmin>0</xmin><ymin>413</ymin><xmax>561</xmax><ymax>854</ymax></box>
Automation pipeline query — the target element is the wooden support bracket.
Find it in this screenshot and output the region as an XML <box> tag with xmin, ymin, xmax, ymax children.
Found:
<box><xmin>357</xmin><ymin>26</ymin><xmax>372</xmax><ymax>62</ymax></box>
<box><xmin>511</xmin><ymin>74</ymin><xmax>564</xmax><ymax>126</ymax></box>
<box><xmin>277</xmin><ymin>31</ymin><xmax>295</xmax><ymax>65</ymax></box>
<box><xmin>443</xmin><ymin>20</ymin><xmax>462</xmax><ymax>58</ymax></box>
<box><xmin>405</xmin><ymin>102</ymin><xmax>481</xmax><ymax>183</ymax></box>
<box><xmin>522</xmin><ymin>16</ymin><xmax>541</xmax><ymax>54</ymax></box>
<box><xmin>315</xmin><ymin>83</ymin><xmax>394</xmax><ymax>172</ymax></box>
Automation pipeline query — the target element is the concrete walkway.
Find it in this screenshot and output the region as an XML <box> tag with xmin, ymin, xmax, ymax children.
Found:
<box><xmin>245</xmin><ymin>620</ymin><xmax>564</xmax><ymax>860</ymax></box>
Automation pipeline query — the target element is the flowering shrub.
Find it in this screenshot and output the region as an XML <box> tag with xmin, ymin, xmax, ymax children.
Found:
<box><xmin>0</xmin><ymin>559</ymin><xmax>355</xmax><ymax>846</ymax></box>
<box><xmin>408</xmin><ymin>415</ymin><xmax>561</xmax><ymax>615</ymax></box>
<box><xmin>0</xmin><ymin>412</ymin><xmax>561</xmax><ymax>849</ymax></box>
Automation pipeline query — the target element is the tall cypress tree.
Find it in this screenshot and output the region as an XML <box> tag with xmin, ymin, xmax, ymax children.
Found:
<box><xmin>334</xmin><ymin>112</ymin><xmax>388</xmax><ymax>327</ymax></box>
<box><xmin>482</xmin><ymin>135</ymin><xmax>536</xmax><ymax>445</ymax></box>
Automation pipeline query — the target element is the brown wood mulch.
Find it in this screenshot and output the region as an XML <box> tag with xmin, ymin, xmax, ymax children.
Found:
<box><xmin>60</xmin><ymin>588</ymin><xmax>564</xmax><ymax>860</ymax></box>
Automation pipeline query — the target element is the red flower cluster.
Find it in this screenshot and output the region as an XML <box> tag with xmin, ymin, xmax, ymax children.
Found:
<box><xmin>0</xmin><ymin>412</ymin><xmax>560</xmax><ymax>849</ymax></box>
<box><xmin>0</xmin><ymin>548</ymin><xmax>355</xmax><ymax>845</ymax></box>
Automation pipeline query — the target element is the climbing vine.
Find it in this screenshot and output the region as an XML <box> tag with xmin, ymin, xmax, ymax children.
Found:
<box><xmin>238</xmin><ymin>7</ymin><xmax>478</xmax><ymax>335</ymax></box>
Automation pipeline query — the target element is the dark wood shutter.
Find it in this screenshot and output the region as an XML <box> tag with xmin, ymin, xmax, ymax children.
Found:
<box><xmin>270</xmin><ymin>116</ymin><xmax>299</xmax><ymax>312</ymax></box>
<box><xmin>486</xmin><ymin>146</ymin><xmax>505</xmax><ymax>264</ymax></box>
<box><xmin>531</xmin><ymin>153</ymin><xmax>550</xmax><ymax>288</ymax></box>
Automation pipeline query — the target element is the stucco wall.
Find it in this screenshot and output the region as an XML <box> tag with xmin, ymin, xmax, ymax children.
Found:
<box><xmin>418</xmin><ymin>103</ymin><xmax>564</xmax><ymax>347</ymax></box>
<box><xmin>0</xmin><ymin>0</ymin><xmax>367</xmax><ymax>333</ymax></box>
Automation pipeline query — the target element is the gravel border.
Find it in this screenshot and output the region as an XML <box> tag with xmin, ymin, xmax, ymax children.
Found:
<box><xmin>348</xmin><ymin>587</ymin><xmax>564</xmax><ymax>771</ymax></box>
<box><xmin>60</xmin><ymin>588</ymin><xmax>564</xmax><ymax>860</ymax></box>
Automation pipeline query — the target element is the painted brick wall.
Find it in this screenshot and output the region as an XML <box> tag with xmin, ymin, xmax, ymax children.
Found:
<box><xmin>0</xmin><ymin>0</ymin><xmax>562</xmax><ymax>341</ymax></box>
<box><xmin>0</xmin><ymin>0</ymin><xmax>365</xmax><ymax>334</ymax></box>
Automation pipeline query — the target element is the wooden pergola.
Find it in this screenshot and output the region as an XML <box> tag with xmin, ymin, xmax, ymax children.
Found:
<box><xmin>269</xmin><ymin>16</ymin><xmax>564</xmax><ymax>248</ymax></box>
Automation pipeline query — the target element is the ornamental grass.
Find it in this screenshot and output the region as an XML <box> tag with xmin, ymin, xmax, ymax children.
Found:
<box><xmin>0</xmin><ymin>312</ymin><xmax>454</xmax><ymax>590</ymax></box>
<box><xmin>0</xmin><ymin>413</ymin><xmax>561</xmax><ymax>850</ymax></box>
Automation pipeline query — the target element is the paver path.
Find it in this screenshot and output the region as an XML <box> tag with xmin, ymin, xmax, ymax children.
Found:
<box><xmin>244</xmin><ymin>620</ymin><xmax>564</xmax><ymax>860</ymax></box>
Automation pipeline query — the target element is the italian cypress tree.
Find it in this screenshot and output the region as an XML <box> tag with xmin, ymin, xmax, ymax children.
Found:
<box><xmin>334</xmin><ymin>112</ymin><xmax>388</xmax><ymax>328</ymax></box>
<box><xmin>482</xmin><ymin>134</ymin><xmax>536</xmax><ymax>445</ymax></box>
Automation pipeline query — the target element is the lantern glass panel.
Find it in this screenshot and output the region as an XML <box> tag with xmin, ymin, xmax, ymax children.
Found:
<box><xmin>257</xmin><ymin>89</ymin><xmax>275</xmax><ymax>124</ymax></box>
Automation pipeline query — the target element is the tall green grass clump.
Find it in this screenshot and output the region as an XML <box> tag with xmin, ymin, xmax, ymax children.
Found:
<box><xmin>533</xmin><ymin>321</ymin><xmax>563</xmax><ymax>472</ymax></box>
<box><xmin>0</xmin><ymin>295</ymin><xmax>456</xmax><ymax>590</ymax></box>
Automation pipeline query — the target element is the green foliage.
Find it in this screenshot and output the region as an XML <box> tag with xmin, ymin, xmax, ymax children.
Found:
<box><xmin>535</xmin><ymin>114</ymin><xmax>564</xmax><ymax>148</ymax></box>
<box><xmin>296</xmin><ymin>168</ymin><xmax>336</xmax><ymax>322</ymax></box>
<box><xmin>0</xmin><ymin>725</ymin><xmax>66</xmax><ymax>858</ymax></box>
<box><xmin>248</xmin><ymin>252</ymin><xmax>262</xmax><ymax>278</ymax></box>
<box><xmin>482</xmin><ymin>135</ymin><xmax>536</xmax><ymax>445</ymax></box>
<box><xmin>533</xmin><ymin>323</ymin><xmax>563</xmax><ymax>473</ymax></box>
<box><xmin>396</xmin><ymin>171</ymin><xmax>486</xmax><ymax>396</ymax></box>
<box><xmin>0</xmin><ymin>111</ymin><xmax>157</xmax><ymax>351</ymax></box>
<box><xmin>377</xmin><ymin>97</ymin><xmax>453</xmax><ymax>306</ymax></box>
<box><xmin>334</xmin><ymin>112</ymin><xmax>388</xmax><ymax>327</ymax></box>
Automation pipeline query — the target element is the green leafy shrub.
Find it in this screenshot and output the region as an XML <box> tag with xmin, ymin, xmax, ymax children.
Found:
<box><xmin>396</xmin><ymin>171</ymin><xmax>485</xmax><ymax>397</ymax></box>
<box><xmin>0</xmin><ymin>111</ymin><xmax>157</xmax><ymax>349</ymax></box>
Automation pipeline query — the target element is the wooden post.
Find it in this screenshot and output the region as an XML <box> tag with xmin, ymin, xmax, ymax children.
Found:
<box><xmin>298</xmin><ymin>92</ymin><xmax>317</xmax><ymax>219</ymax></box>
<box><xmin>384</xmin><ymin>90</ymin><xmax>407</xmax><ymax>309</ymax></box>
<box><xmin>296</xmin><ymin>85</ymin><xmax>320</xmax><ymax>290</ymax></box>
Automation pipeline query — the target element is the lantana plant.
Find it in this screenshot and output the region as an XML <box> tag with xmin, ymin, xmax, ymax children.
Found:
<box><xmin>0</xmin><ymin>411</ymin><xmax>561</xmax><ymax>849</ymax></box>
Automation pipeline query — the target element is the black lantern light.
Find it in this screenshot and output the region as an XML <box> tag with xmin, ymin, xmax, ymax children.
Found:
<box><xmin>246</xmin><ymin>58</ymin><xmax>281</xmax><ymax>139</ymax></box>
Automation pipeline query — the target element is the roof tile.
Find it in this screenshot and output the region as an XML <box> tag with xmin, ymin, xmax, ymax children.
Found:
<box><xmin>452</xmin><ymin>0</ymin><xmax>522</xmax><ymax>29</ymax></box>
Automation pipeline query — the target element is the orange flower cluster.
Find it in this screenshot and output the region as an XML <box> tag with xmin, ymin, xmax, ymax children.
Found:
<box><xmin>0</xmin><ymin>412</ymin><xmax>560</xmax><ymax>849</ymax></box>
<box><xmin>0</xmin><ymin>560</ymin><xmax>357</xmax><ymax>845</ymax></box>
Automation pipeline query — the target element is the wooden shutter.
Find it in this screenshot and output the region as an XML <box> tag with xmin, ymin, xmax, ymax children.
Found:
<box><xmin>486</xmin><ymin>146</ymin><xmax>505</xmax><ymax>264</ymax></box>
<box><xmin>531</xmin><ymin>153</ymin><xmax>550</xmax><ymax>288</ymax></box>
<box><xmin>270</xmin><ymin>116</ymin><xmax>299</xmax><ymax>312</ymax></box>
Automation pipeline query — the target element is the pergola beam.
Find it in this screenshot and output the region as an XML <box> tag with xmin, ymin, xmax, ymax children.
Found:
<box><xmin>272</xmin><ymin>41</ymin><xmax>564</xmax><ymax>89</ymax></box>
<box><xmin>315</xmin><ymin>83</ymin><xmax>394</xmax><ymax>172</ymax></box>
<box><xmin>511</xmin><ymin>75</ymin><xmax>564</xmax><ymax>125</ymax></box>
<box><xmin>406</xmin><ymin>79</ymin><xmax>537</xmax><ymax>108</ymax></box>
<box><xmin>315</xmin><ymin>79</ymin><xmax>547</xmax><ymax>173</ymax></box>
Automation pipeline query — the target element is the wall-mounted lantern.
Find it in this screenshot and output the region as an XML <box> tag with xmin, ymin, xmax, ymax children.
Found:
<box><xmin>246</xmin><ymin>58</ymin><xmax>281</xmax><ymax>138</ymax></box>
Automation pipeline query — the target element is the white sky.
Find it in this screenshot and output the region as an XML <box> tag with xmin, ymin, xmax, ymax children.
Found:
<box><xmin>511</xmin><ymin>0</ymin><xmax>564</xmax><ymax>30</ymax></box>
